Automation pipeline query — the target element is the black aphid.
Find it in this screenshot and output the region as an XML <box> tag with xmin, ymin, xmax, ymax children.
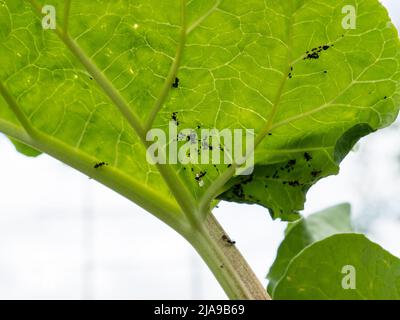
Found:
<box><xmin>232</xmin><ymin>184</ymin><xmax>244</xmax><ymax>198</ymax></box>
<box><xmin>195</xmin><ymin>171</ymin><xmax>207</xmax><ymax>181</ymax></box>
<box><xmin>94</xmin><ymin>162</ymin><xmax>108</xmax><ymax>169</ymax></box>
<box><xmin>304</xmin><ymin>44</ymin><xmax>332</xmax><ymax>60</ymax></box>
<box><xmin>172</xmin><ymin>77</ymin><xmax>180</xmax><ymax>88</ymax></box>
<box><xmin>311</xmin><ymin>170</ymin><xmax>322</xmax><ymax>178</ymax></box>
<box><xmin>171</xmin><ymin>112</ymin><xmax>179</xmax><ymax>125</ymax></box>
<box><xmin>222</xmin><ymin>235</ymin><xmax>236</xmax><ymax>246</ymax></box>
<box><xmin>305</xmin><ymin>52</ymin><xmax>319</xmax><ymax>60</ymax></box>
<box><xmin>288</xmin><ymin>180</ymin><xmax>301</xmax><ymax>187</ymax></box>
<box><xmin>287</xmin><ymin>159</ymin><xmax>297</xmax><ymax>167</ymax></box>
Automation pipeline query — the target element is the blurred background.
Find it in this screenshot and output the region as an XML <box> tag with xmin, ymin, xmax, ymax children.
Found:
<box><xmin>0</xmin><ymin>0</ymin><xmax>399</xmax><ymax>300</ymax></box>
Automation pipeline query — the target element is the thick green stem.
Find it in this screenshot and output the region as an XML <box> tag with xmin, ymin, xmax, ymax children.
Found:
<box><xmin>183</xmin><ymin>214</ymin><xmax>271</xmax><ymax>300</ymax></box>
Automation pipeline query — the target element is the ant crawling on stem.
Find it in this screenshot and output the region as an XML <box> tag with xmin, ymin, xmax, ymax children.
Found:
<box><xmin>222</xmin><ymin>235</ymin><xmax>236</xmax><ymax>246</ymax></box>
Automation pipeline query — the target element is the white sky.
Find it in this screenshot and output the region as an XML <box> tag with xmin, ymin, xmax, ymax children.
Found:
<box><xmin>0</xmin><ymin>1</ymin><xmax>399</xmax><ymax>299</ymax></box>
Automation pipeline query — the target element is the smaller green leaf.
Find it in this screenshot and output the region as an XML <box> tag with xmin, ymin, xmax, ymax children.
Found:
<box><xmin>9</xmin><ymin>138</ymin><xmax>42</xmax><ymax>157</ymax></box>
<box><xmin>273</xmin><ymin>234</ymin><xmax>400</xmax><ymax>300</ymax></box>
<box><xmin>267</xmin><ymin>203</ymin><xmax>353</xmax><ymax>294</ymax></box>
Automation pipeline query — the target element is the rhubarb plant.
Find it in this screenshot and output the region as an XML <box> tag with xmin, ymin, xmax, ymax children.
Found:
<box><xmin>0</xmin><ymin>0</ymin><xmax>400</xmax><ymax>300</ymax></box>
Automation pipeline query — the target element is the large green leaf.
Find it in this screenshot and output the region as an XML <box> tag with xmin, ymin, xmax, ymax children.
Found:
<box><xmin>0</xmin><ymin>0</ymin><xmax>399</xmax><ymax>220</ymax></box>
<box><xmin>273</xmin><ymin>234</ymin><xmax>400</xmax><ymax>300</ymax></box>
<box><xmin>267</xmin><ymin>203</ymin><xmax>353</xmax><ymax>293</ymax></box>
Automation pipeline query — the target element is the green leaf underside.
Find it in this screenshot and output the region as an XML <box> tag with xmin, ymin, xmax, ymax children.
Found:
<box><xmin>273</xmin><ymin>234</ymin><xmax>400</xmax><ymax>300</ymax></box>
<box><xmin>0</xmin><ymin>0</ymin><xmax>399</xmax><ymax>220</ymax></box>
<box><xmin>267</xmin><ymin>203</ymin><xmax>353</xmax><ymax>294</ymax></box>
<box><xmin>9</xmin><ymin>138</ymin><xmax>41</xmax><ymax>157</ymax></box>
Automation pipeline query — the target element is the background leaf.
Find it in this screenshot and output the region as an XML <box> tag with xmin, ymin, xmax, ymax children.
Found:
<box><xmin>267</xmin><ymin>203</ymin><xmax>353</xmax><ymax>294</ymax></box>
<box><xmin>273</xmin><ymin>234</ymin><xmax>400</xmax><ymax>300</ymax></box>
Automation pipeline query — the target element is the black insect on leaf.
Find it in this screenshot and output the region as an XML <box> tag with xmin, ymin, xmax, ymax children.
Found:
<box><xmin>172</xmin><ymin>77</ymin><xmax>179</xmax><ymax>88</ymax></box>
<box><xmin>94</xmin><ymin>162</ymin><xmax>108</xmax><ymax>169</ymax></box>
